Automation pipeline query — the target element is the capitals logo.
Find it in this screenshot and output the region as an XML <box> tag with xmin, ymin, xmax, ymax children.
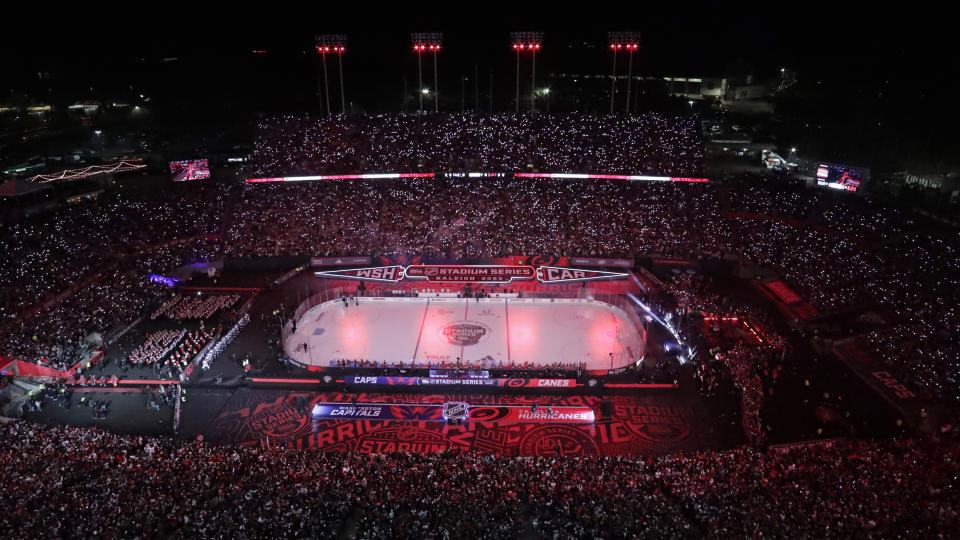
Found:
<box><xmin>442</xmin><ymin>321</ymin><xmax>491</xmax><ymax>346</ymax></box>
<box><xmin>388</xmin><ymin>405</ymin><xmax>444</xmax><ymax>421</ymax></box>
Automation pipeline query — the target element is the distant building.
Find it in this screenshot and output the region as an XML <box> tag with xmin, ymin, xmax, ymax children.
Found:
<box><xmin>548</xmin><ymin>59</ymin><xmax>776</xmax><ymax>112</ymax></box>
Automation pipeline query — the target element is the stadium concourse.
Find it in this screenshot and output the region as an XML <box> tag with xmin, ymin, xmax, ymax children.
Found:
<box><xmin>1</xmin><ymin>113</ymin><xmax>959</xmax><ymax>537</ymax></box>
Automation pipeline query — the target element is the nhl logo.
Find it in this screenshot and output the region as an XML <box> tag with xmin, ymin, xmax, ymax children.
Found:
<box><xmin>442</xmin><ymin>401</ymin><xmax>469</xmax><ymax>423</ymax></box>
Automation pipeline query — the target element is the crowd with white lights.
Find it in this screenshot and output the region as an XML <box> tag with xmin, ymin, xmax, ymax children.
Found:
<box><xmin>1</xmin><ymin>420</ymin><xmax>957</xmax><ymax>538</ymax></box>
<box><xmin>151</xmin><ymin>294</ymin><xmax>239</xmax><ymax>320</ymax></box>
<box><xmin>0</xmin><ymin>185</ymin><xmax>224</xmax><ymax>370</ymax></box>
<box><xmin>0</xmin><ymin>189</ymin><xmax>224</xmax><ymax>323</ymax></box>
<box><xmin>225</xmin><ymin>171</ymin><xmax>959</xmax><ymax>400</ymax></box>
<box><xmin>1</xmin><ymin>122</ymin><xmax>958</xmax><ymax>404</ymax></box>
<box><xmin>250</xmin><ymin>113</ymin><xmax>704</xmax><ymax>177</ymax></box>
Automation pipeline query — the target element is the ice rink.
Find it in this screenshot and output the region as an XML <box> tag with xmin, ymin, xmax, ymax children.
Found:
<box><xmin>285</xmin><ymin>297</ymin><xmax>645</xmax><ymax>371</ymax></box>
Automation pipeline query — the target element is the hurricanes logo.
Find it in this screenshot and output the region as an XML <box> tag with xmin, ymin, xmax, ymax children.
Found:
<box><xmin>465</xmin><ymin>406</ymin><xmax>511</xmax><ymax>422</ymax></box>
<box><xmin>525</xmin><ymin>255</ymin><xmax>560</xmax><ymax>267</ymax></box>
<box><xmin>442</xmin><ymin>321</ymin><xmax>491</xmax><ymax>346</ymax></box>
<box><xmin>519</xmin><ymin>425</ymin><xmax>599</xmax><ymax>457</ymax></box>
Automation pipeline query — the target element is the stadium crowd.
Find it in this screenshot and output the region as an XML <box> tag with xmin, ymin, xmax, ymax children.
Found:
<box><xmin>1</xmin><ymin>115</ymin><xmax>958</xmax><ymax>404</ymax></box>
<box><xmin>123</xmin><ymin>328</ymin><xmax>214</xmax><ymax>377</ymax></box>
<box><xmin>250</xmin><ymin>113</ymin><xmax>703</xmax><ymax>177</ymax></box>
<box><xmin>1</xmin><ymin>420</ymin><xmax>958</xmax><ymax>538</ymax></box>
<box><xmin>660</xmin><ymin>271</ymin><xmax>785</xmax><ymax>446</ymax></box>
<box><xmin>0</xmin><ymin>188</ymin><xmax>224</xmax><ymax>323</ymax></box>
<box><xmin>226</xmin><ymin>171</ymin><xmax>959</xmax><ymax>400</ymax></box>
<box><xmin>0</xmin><ymin>241</ymin><xmax>220</xmax><ymax>370</ymax></box>
<box><xmin>152</xmin><ymin>294</ymin><xmax>240</xmax><ymax>320</ymax></box>
<box><xmin>3</xmin><ymin>113</ymin><xmax>960</xmax><ymax>540</ymax></box>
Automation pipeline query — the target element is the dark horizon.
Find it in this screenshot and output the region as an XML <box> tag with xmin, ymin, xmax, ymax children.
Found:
<box><xmin>2</xmin><ymin>7</ymin><xmax>953</xmax><ymax>101</ymax></box>
<box><xmin>1</xmin><ymin>6</ymin><xmax>957</xmax><ymax>172</ymax></box>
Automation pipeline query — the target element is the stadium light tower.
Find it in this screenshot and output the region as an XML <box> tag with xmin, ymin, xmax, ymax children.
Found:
<box><xmin>608</xmin><ymin>32</ymin><xmax>640</xmax><ymax>114</ymax></box>
<box><xmin>315</xmin><ymin>34</ymin><xmax>347</xmax><ymax>115</ymax></box>
<box><xmin>511</xmin><ymin>32</ymin><xmax>543</xmax><ymax>113</ymax></box>
<box><xmin>412</xmin><ymin>33</ymin><xmax>442</xmax><ymax>113</ymax></box>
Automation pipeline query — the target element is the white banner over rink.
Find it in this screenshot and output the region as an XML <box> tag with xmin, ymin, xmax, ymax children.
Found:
<box><xmin>315</xmin><ymin>265</ymin><xmax>406</xmax><ymax>282</ymax></box>
<box><xmin>535</xmin><ymin>266</ymin><xmax>629</xmax><ymax>283</ymax></box>
<box><xmin>315</xmin><ymin>264</ymin><xmax>628</xmax><ymax>284</ymax></box>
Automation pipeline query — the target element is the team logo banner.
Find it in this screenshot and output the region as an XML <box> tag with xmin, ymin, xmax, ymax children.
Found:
<box><xmin>207</xmin><ymin>392</ymin><xmax>703</xmax><ymax>456</ymax></box>
<box><xmin>311</xmin><ymin>256</ymin><xmax>373</xmax><ymax>267</ymax></box>
<box><xmin>311</xmin><ymin>402</ymin><xmax>444</xmax><ymax>421</ymax></box>
<box><xmin>511</xmin><ymin>378</ymin><xmax>577</xmax><ymax>388</ymax></box>
<box><xmin>315</xmin><ymin>265</ymin><xmax>405</xmax><ymax>282</ymax></box>
<box><xmin>420</xmin><ymin>378</ymin><xmax>498</xmax><ymax>386</ymax></box>
<box><xmin>345</xmin><ymin>376</ymin><xmax>577</xmax><ymax>387</ymax></box>
<box><xmin>536</xmin><ymin>266</ymin><xmax>629</xmax><ymax>283</ymax></box>
<box><xmin>405</xmin><ymin>265</ymin><xmax>536</xmax><ymax>283</ymax></box>
<box><xmin>310</xmin><ymin>402</ymin><xmax>593</xmax><ymax>424</ymax></box>
<box><xmin>468</xmin><ymin>406</ymin><xmax>596</xmax><ymax>424</ymax></box>
<box><xmin>346</xmin><ymin>376</ymin><xmax>419</xmax><ymax>385</ymax></box>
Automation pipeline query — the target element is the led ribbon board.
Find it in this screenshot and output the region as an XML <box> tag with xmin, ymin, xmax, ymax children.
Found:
<box><xmin>311</xmin><ymin>256</ymin><xmax>373</xmax><ymax>267</ymax></box>
<box><xmin>513</xmin><ymin>173</ymin><xmax>708</xmax><ymax>183</ymax></box>
<box><xmin>246</xmin><ymin>173</ymin><xmax>435</xmax><ymax>183</ymax></box>
<box><xmin>246</xmin><ymin>172</ymin><xmax>708</xmax><ymax>183</ymax></box>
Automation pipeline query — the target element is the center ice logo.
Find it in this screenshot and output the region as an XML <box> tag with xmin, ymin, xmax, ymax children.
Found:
<box><xmin>441</xmin><ymin>321</ymin><xmax>491</xmax><ymax>346</ymax></box>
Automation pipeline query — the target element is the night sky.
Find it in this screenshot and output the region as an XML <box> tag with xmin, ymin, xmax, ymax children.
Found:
<box><xmin>1</xmin><ymin>4</ymin><xmax>956</xmax><ymax>169</ymax></box>
<box><xmin>2</xmin><ymin>5</ymin><xmax>952</xmax><ymax>108</ymax></box>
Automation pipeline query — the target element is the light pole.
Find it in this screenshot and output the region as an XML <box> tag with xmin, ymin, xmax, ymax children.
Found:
<box><xmin>415</xmin><ymin>42</ymin><xmax>424</xmax><ymax>112</ymax></box>
<box><xmin>515</xmin><ymin>45</ymin><xmax>520</xmax><ymax>113</ymax></box>
<box><xmin>337</xmin><ymin>44</ymin><xmax>346</xmax><ymax>114</ymax></box>
<box><xmin>510</xmin><ymin>32</ymin><xmax>543</xmax><ymax>113</ymax></box>
<box><xmin>316</xmin><ymin>34</ymin><xmax>347</xmax><ymax>116</ymax></box>
<box><xmin>531</xmin><ymin>44</ymin><xmax>537</xmax><ymax>111</ymax></box>
<box><xmin>608</xmin><ymin>32</ymin><xmax>640</xmax><ymax>114</ymax></box>
<box><xmin>433</xmin><ymin>41</ymin><xmax>441</xmax><ymax>112</ymax></box>
<box><xmin>610</xmin><ymin>44</ymin><xmax>618</xmax><ymax>114</ymax></box>
<box><xmin>318</xmin><ymin>46</ymin><xmax>330</xmax><ymax>116</ymax></box>
<box><xmin>625</xmin><ymin>42</ymin><xmax>638</xmax><ymax>114</ymax></box>
<box><xmin>412</xmin><ymin>33</ymin><xmax>442</xmax><ymax>113</ymax></box>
